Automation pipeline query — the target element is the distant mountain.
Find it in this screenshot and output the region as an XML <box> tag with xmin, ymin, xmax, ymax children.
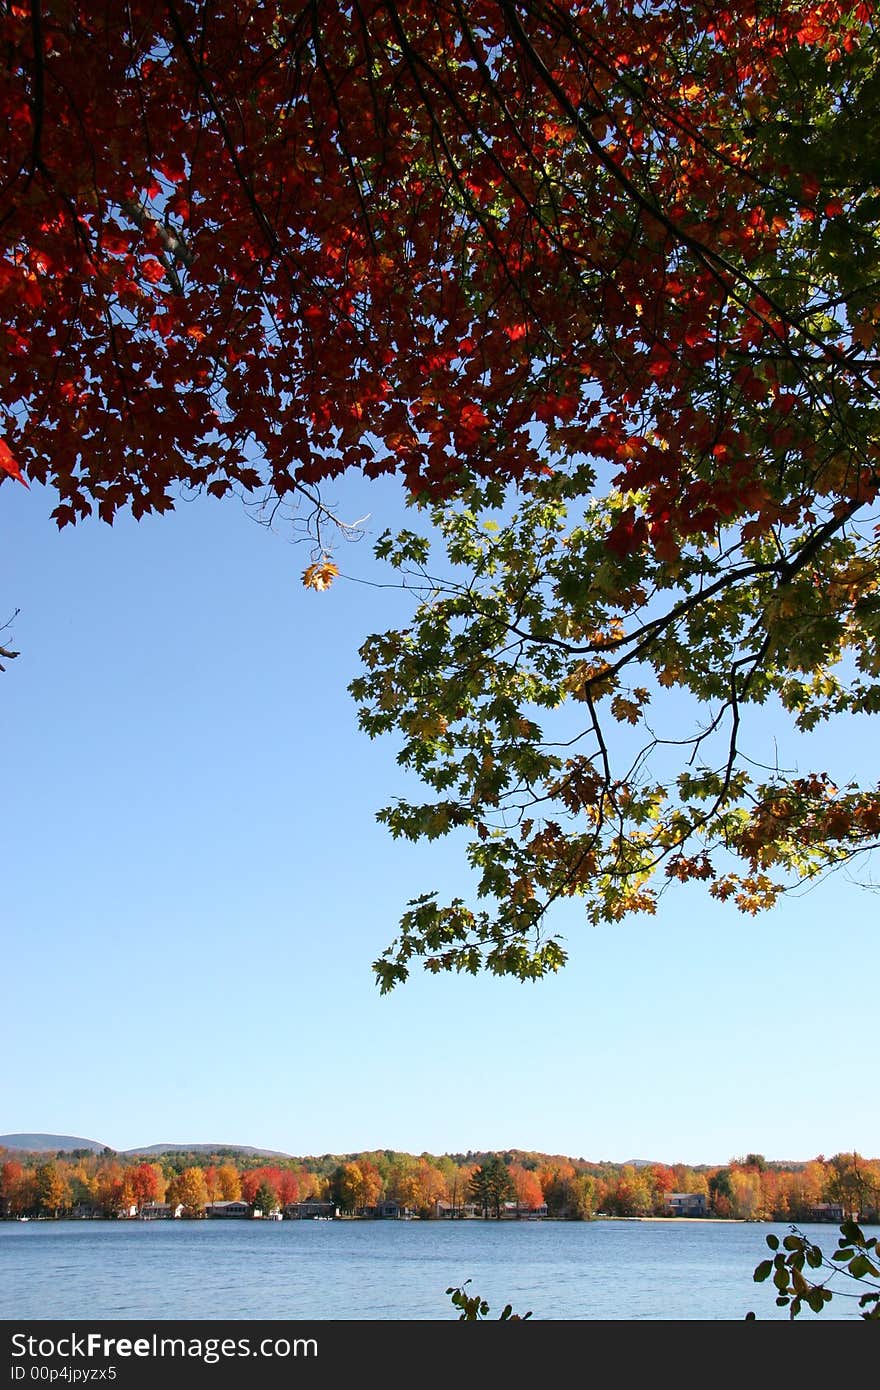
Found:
<box><xmin>123</xmin><ymin>1143</ymin><xmax>292</xmax><ymax>1158</ymax></box>
<box><xmin>0</xmin><ymin>1134</ymin><xmax>292</xmax><ymax>1158</ymax></box>
<box><xmin>0</xmin><ymin>1133</ymin><xmax>109</xmax><ymax>1154</ymax></box>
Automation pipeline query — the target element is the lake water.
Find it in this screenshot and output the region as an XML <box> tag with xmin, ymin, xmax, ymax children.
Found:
<box><xmin>0</xmin><ymin>1218</ymin><xmax>862</xmax><ymax>1321</ymax></box>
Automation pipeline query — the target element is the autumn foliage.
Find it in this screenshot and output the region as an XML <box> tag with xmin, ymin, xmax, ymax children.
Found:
<box><xmin>4</xmin><ymin>3</ymin><xmax>880</xmax><ymax>979</ymax></box>
<box><xmin>0</xmin><ymin>1</ymin><xmax>876</xmax><ymax>530</ymax></box>
<box><xmin>2</xmin><ymin>1145</ymin><xmax>878</xmax><ymax>1225</ymax></box>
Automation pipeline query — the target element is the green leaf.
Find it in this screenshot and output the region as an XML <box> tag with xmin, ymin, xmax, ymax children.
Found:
<box><xmin>773</xmin><ymin>1265</ymin><xmax>791</xmax><ymax>1293</ymax></box>
<box><xmin>754</xmin><ymin>1260</ymin><xmax>773</xmax><ymax>1283</ymax></box>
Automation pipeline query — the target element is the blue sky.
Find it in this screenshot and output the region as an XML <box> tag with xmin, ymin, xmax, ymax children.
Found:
<box><xmin>2</xmin><ymin>468</ymin><xmax>877</xmax><ymax>1167</ymax></box>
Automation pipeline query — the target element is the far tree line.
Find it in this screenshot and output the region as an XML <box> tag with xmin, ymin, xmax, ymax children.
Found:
<box><xmin>2</xmin><ymin>1148</ymin><xmax>877</xmax><ymax>1224</ymax></box>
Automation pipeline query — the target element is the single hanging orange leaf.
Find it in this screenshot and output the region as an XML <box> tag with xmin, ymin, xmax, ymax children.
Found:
<box><xmin>302</xmin><ymin>559</ymin><xmax>340</xmax><ymax>591</ymax></box>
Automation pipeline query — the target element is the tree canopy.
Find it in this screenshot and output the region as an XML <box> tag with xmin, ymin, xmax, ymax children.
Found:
<box><xmin>2</xmin><ymin>3</ymin><xmax>877</xmax><ymax>520</ymax></box>
<box><xmin>3</xmin><ymin>2</ymin><xmax>880</xmax><ymax>984</ymax></box>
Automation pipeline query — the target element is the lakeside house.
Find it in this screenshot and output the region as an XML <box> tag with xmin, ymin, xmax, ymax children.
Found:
<box><xmin>432</xmin><ymin>1200</ymin><xmax>547</xmax><ymax>1219</ymax></box>
<box><xmin>283</xmin><ymin>1200</ymin><xmax>339</xmax><ymax>1220</ymax></box>
<box><xmin>139</xmin><ymin>1202</ymin><xmax>183</xmax><ymax>1220</ymax></box>
<box><xmin>206</xmin><ymin>1200</ymin><xmax>253</xmax><ymax>1219</ymax></box>
<box><xmin>370</xmin><ymin>1199</ymin><xmax>417</xmax><ymax>1220</ymax></box>
<box><xmin>434</xmin><ymin>1201</ymin><xmax>482</xmax><ymax>1219</ymax></box>
<box><xmin>808</xmin><ymin>1202</ymin><xmax>846</xmax><ymax>1222</ymax></box>
<box><xmin>665</xmin><ymin>1192</ymin><xmax>708</xmax><ymax>1217</ymax></box>
<box><xmin>501</xmin><ymin>1201</ymin><xmax>549</xmax><ymax>1219</ymax></box>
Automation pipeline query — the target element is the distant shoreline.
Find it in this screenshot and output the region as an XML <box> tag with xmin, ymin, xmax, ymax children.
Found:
<box><xmin>4</xmin><ymin>1213</ymin><xmax>848</xmax><ymax>1226</ymax></box>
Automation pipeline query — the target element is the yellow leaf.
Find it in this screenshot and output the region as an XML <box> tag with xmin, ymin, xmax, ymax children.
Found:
<box><xmin>302</xmin><ymin>559</ymin><xmax>340</xmax><ymax>592</ymax></box>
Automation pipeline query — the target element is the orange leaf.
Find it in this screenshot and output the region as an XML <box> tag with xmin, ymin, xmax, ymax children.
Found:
<box><xmin>302</xmin><ymin>559</ymin><xmax>340</xmax><ymax>591</ymax></box>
